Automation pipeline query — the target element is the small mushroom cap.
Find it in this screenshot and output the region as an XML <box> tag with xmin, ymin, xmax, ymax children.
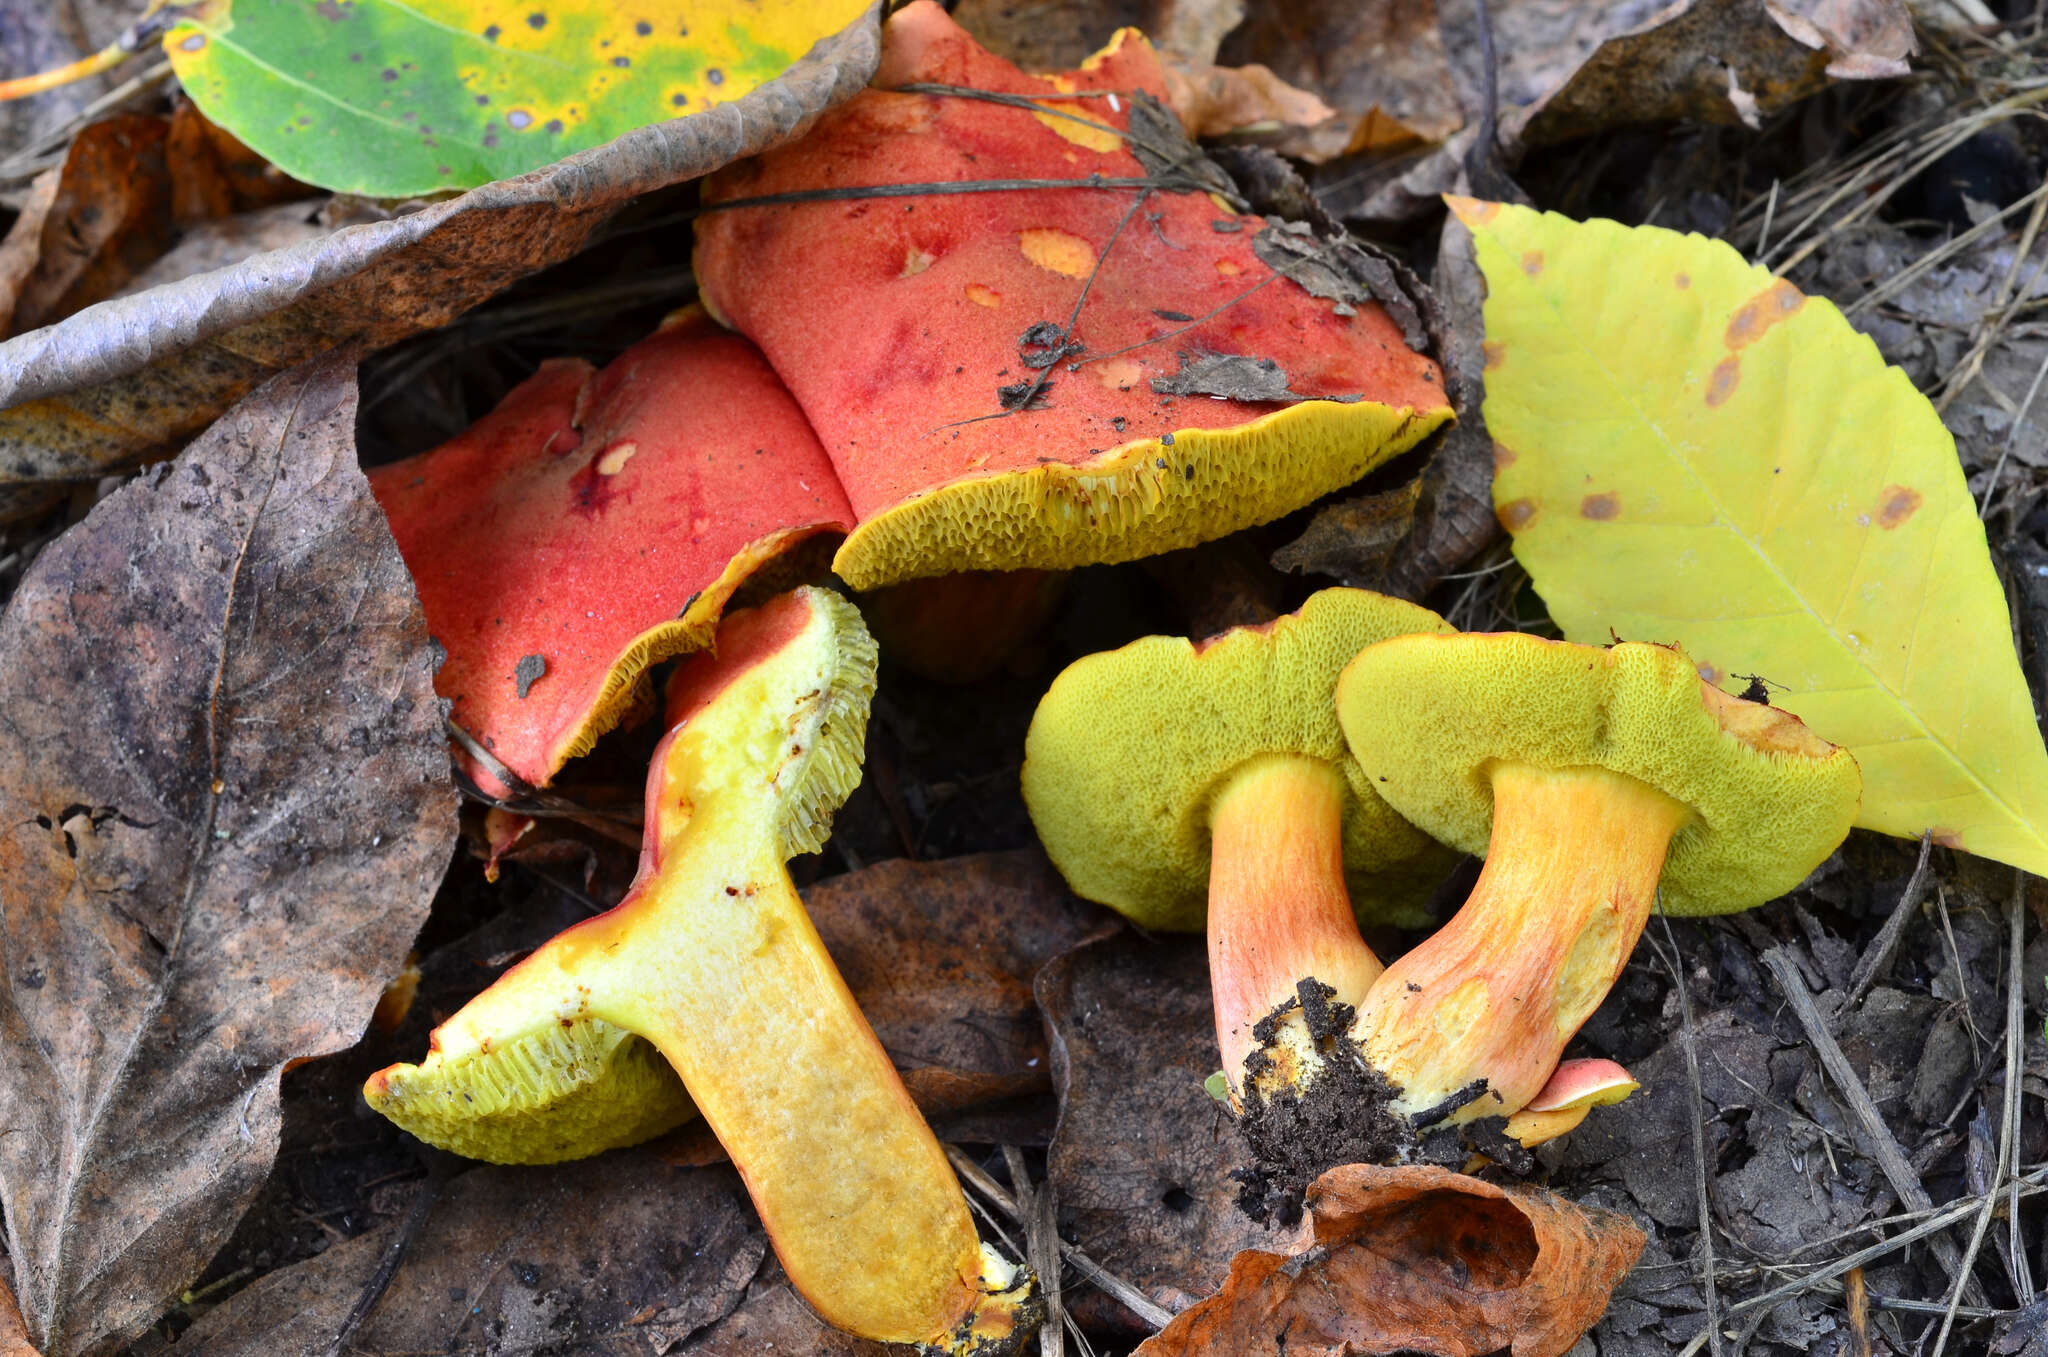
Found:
<box><xmin>1022</xmin><ymin>588</ymin><xmax>1455</xmax><ymax>932</ymax></box>
<box><xmin>1336</xmin><ymin>634</ymin><xmax>1862</xmax><ymax>915</ymax></box>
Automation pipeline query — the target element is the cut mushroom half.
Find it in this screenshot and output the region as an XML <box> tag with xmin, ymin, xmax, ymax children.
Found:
<box><xmin>367</xmin><ymin>587</ymin><xmax>1040</xmax><ymax>1354</ymax></box>
<box><xmin>370</xmin><ymin>307</ymin><xmax>853</xmax><ymax>800</ymax></box>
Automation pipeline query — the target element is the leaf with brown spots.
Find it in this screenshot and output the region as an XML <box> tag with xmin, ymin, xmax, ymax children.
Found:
<box><xmin>163</xmin><ymin>0</ymin><xmax>873</xmax><ymax>197</ymax></box>
<box><xmin>0</xmin><ymin>356</ymin><xmax>458</xmax><ymax>1356</ymax></box>
<box><xmin>1456</xmin><ymin>198</ymin><xmax>2048</xmax><ymax>878</ymax></box>
<box><xmin>1132</xmin><ymin>1164</ymin><xmax>1644</xmax><ymax>1357</ymax></box>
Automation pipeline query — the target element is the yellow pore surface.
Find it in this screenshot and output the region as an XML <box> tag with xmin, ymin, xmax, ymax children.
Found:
<box><xmin>1022</xmin><ymin>587</ymin><xmax>1454</xmax><ymax>932</ymax></box>
<box><xmin>1337</xmin><ymin>633</ymin><xmax>1862</xmax><ymax>914</ymax></box>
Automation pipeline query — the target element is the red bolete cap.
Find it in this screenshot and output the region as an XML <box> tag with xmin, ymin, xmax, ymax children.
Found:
<box><xmin>371</xmin><ymin>307</ymin><xmax>853</xmax><ymax>797</ymax></box>
<box><xmin>694</xmin><ymin>2</ymin><xmax>1452</xmax><ymax>590</ymax></box>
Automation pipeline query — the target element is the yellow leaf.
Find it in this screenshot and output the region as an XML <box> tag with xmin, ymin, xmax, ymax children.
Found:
<box><xmin>1451</xmin><ymin>196</ymin><xmax>2048</xmax><ymax>875</ymax></box>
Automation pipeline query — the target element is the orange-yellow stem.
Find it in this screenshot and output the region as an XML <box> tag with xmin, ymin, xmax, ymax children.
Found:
<box><xmin>1208</xmin><ymin>754</ymin><xmax>1382</xmax><ymax>1095</ymax></box>
<box><xmin>1355</xmin><ymin>762</ymin><xmax>1686</xmax><ymax>1123</ymax></box>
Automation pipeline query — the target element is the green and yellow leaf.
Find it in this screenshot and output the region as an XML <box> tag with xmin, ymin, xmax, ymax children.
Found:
<box><xmin>164</xmin><ymin>0</ymin><xmax>871</xmax><ymax>197</ymax></box>
<box><xmin>1452</xmin><ymin>196</ymin><xmax>2048</xmax><ymax>876</ymax></box>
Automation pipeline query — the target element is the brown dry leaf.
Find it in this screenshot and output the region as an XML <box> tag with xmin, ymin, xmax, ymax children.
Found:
<box><xmin>164</xmin><ymin>98</ymin><xmax>317</xmax><ymax>226</ymax></box>
<box><xmin>1039</xmin><ymin>931</ymin><xmax>1295</xmax><ymax>1326</ymax></box>
<box><xmin>1324</xmin><ymin>0</ymin><xmax>1913</xmax><ymax>225</ymax></box>
<box><xmin>0</xmin><ymin>171</ymin><xmax>59</xmax><ymax>339</ymax></box>
<box><xmin>1162</xmin><ymin>60</ymin><xmax>1335</xmax><ymax>139</ymax></box>
<box><xmin>0</xmin><ymin>1275</ymin><xmax>33</xmax><ymax>1357</ymax></box>
<box><xmin>108</xmin><ymin>202</ymin><xmax>348</xmax><ymax>304</ymax></box>
<box><xmin>169</xmin><ymin>1152</ymin><xmax>765</xmax><ymax>1356</ymax></box>
<box><xmin>677</xmin><ymin>1260</ymin><xmax>894</xmax><ymax>1356</ymax></box>
<box><xmin>1217</xmin><ymin>1</ymin><xmax>1462</xmax><ymax>162</ymax></box>
<box><xmin>1514</xmin><ymin>0</ymin><xmax>1912</xmax><ymax>146</ymax></box>
<box><xmin>951</xmin><ymin>0</ymin><xmax>1248</xmax><ymax>67</ymax></box>
<box><xmin>810</xmin><ymin>850</ymin><xmax>1113</xmax><ymax>1115</ymax></box>
<box><xmin>0</xmin><ymin>356</ymin><xmax>458</xmax><ymax>1357</ymax></box>
<box><xmin>1271</xmin><ymin>476</ymin><xmax>1425</xmax><ymax>588</ymax></box>
<box><xmin>0</xmin><ymin>8</ymin><xmax>879</xmax><ymax>521</ymax></box>
<box><xmin>1137</xmin><ymin>1164</ymin><xmax>1646</xmax><ymax>1357</ymax></box>
<box><xmin>6</xmin><ymin>114</ymin><xmax>174</xmax><ymax>339</ymax></box>
<box><xmin>1277</xmin><ymin>204</ymin><xmax>1501</xmax><ymax>598</ymax></box>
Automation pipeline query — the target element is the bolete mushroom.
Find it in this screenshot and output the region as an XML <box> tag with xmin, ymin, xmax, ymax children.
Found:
<box><xmin>1336</xmin><ymin>634</ymin><xmax>1859</xmax><ymax>1134</ymax></box>
<box><xmin>366</xmin><ymin>587</ymin><xmax>1039</xmax><ymax>1354</ymax></box>
<box><xmin>1021</xmin><ymin>588</ymin><xmax>1456</xmax><ymax>1214</ymax></box>
<box><xmin>370</xmin><ymin>307</ymin><xmax>852</xmax><ymax>798</ymax></box>
<box><xmin>694</xmin><ymin>2</ymin><xmax>1452</xmax><ymax>592</ymax></box>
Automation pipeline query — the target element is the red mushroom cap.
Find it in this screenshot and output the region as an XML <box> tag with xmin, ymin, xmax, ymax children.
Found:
<box><xmin>695</xmin><ymin>2</ymin><xmax>1451</xmax><ymax>589</ymax></box>
<box><xmin>372</xmin><ymin>308</ymin><xmax>853</xmax><ymax>796</ymax></box>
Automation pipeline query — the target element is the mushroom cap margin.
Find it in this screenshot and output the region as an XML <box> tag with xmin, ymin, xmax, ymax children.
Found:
<box><xmin>1335</xmin><ymin>632</ymin><xmax>1861</xmax><ymax>915</ymax></box>
<box><xmin>1021</xmin><ymin>587</ymin><xmax>1455</xmax><ymax>932</ymax></box>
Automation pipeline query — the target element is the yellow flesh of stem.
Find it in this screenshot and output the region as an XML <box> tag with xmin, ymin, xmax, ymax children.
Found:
<box><xmin>409</xmin><ymin>610</ymin><xmax>994</xmax><ymax>1348</ymax></box>
<box><xmin>1355</xmin><ymin>762</ymin><xmax>1687</xmax><ymax>1122</ymax></box>
<box><xmin>1207</xmin><ymin>753</ymin><xmax>1383</xmax><ymax>1098</ymax></box>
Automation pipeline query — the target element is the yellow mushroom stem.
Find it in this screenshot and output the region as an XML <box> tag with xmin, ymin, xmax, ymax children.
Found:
<box><xmin>1208</xmin><ymin>753</ymin><xmax>1384</xmax><ymax>1101</ymax></box>
<box><xmin>1354</xmin><ymin>761</ymin><xmax>1689</xmax><ymax>1125</ymax></box>
<box><xmin>430</xmin><ymin>733</ymin><xmax>1028</xmax><ymax>1352</ymax></box>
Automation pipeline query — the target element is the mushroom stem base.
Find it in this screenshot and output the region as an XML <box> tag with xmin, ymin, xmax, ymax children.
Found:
<box><xmin>1208</xmin><ymin>753</ymin><xmax>1382</xmax><ymax>1099</ymax></box>
<box><xmin>1356</xmin><ymin>762</ymin><xmax>1687</xmax><ymax>1125</ymax></box>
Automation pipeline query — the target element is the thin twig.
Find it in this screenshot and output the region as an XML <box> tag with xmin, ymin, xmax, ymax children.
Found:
<box><xmin>694</xmin><ymin>175</ymin><xmax>1216</xmax><ymax>219</ymax></box>
<box><xmin>936</xmin><ymin>188</ymin><xmax>1151</xmax><ymax>432</ymax></box>
<box><xmin>2002</xmin><ymin>870</ymin><xmax>2035</xmax><ymax>1304</ymax></box>
<box><xmin>327</xmin><ymin>1154</ymin><xmax>447</xmax><ymax>1356</ymax></box>
<box><xmin>944</xmin><ymin>1144</ymin><xmax>1174</xmax><ymax>1331</ymax></box>
<box><xmin>1725</xmin><ymin>1166</ymin><xmax>2048</xmax><ymax>1318</ymax></box>
<box><xmin>1842</xmin><ymin>832</ymin><xmax>1934</xmax><ymax>1011</ymax></box>
<box><xmin>1978</xmin><ymin>326</ymin><xmax>2048</xmax><ymax>518</ymax></box>
<box><xmin>1067</xmin><ymin>271</ymin><xmax>1281</xmax><ymax>369</ymax></box>
<box><xmin>1762</xmin><ymin>946</ymin><xmax>1985</xmax><ymax>1305</ymax></box>
<box><xmin>890</xmin><ymin>82</ymin><xmax>1212</xmax><ymax>184</ymax></box>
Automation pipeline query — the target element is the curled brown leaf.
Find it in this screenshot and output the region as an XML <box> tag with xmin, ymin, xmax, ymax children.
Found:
<box><xmin>1136</xmin><ymin>1164</ymin><xmax>1645</xmax><ymax>1357</ymax></box>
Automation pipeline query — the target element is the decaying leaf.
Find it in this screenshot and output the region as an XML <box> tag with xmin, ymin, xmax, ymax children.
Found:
<box><xmin>951</xmin><ymin>0</ymin><xmax>1249</xmax><ymax>68</ymax></box>
<box><xmin>4</xmin><ymin>114</ymin><xmax>173</xmax><ymax>339</ymax></box>
<box><xmin>0</xmin><ymin>171</ymin><xmax>59</xmax><ymax>339</ymax></box>
<box><xmin>1149</xmin><ymin>352</ymin><xmax>1329</xmax><ymax>403</ymax></box>
<box><xmin>1516</xmin><ymin>0</ymin><xmax>1913</xmax><ymax>145</ymax></box>
<box><xmin>0</xmin><ymin>356</ymin><xmax>457</xmax><ymax>1356</ymax></box>
<box><xmin>166</xmin><ymin>1152</ymin><xmax>766</xmax><ymax>1356</ymax></box>
<box><xmin>673</xmin><ymin>1259</ymin><xmax>896</xmax><ymax>1356</ymax></box>
<box><xmin>1458</xmin><ymin>197</ymin><xmax>2048</xmax><ymax>876</ymax></box>
<box><xmin>1274</xmin><ymin>202</ymin><xmax>1494</xmax><ymax>600</ymax></box>
<box><xmin>1135</xmin><ymin>1163</ymin><xmax>1645</xmax><ymax>1357</ymax></box>
<box><xmin>0</xmin><ymin>1275</ymin><xmax>31</xmax><ymax>1357</ymax></box>
<box><xmin>1271</xmin><ymin>475</ymin><xmax>1425</xmax><ymax>585</ymax></box>
<box><xmin>1322</xmin><ymin>0</ymin><xmax>1915</xmax><ymax>227</ymax></box>
<box><xmin>1161</xmin><ymin>60</ymin><xmax>1334</xmax><ymax>140</ymax></box>
<box><xmin>1039</xmin><ymin>932</ymin><xmax>1294</xmax><ymax>1323</ymax></box>
<box><xmin>0</xmin><ymin>7</ymin><xmax>879</xmax><ymax>521</ymax></box>
<box><xmin>1218</xmin><ymin>0</ymin><xmax>1462</xmax><ymax>161</ymax></box>
<box><xmin>164</xmin><ymin>0</ymin><xmax>871</xmax><ymax>197</ymax></box>
<box><xmin>805</xmin><ymin>851</ymin><xmax>1111</xmax><ymax>1114</ymax></box>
